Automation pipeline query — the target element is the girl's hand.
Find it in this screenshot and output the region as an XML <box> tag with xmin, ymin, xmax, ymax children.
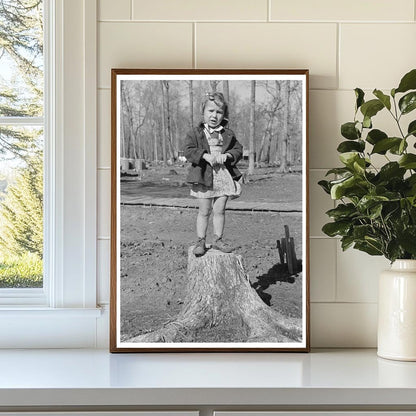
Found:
<box><xmin>215</xmin><ymin>154</ymin><xmax>228</xmax><ymax>165</ymax></box>
<box><xmin>202</xmin><ymin>153</ymin><xmax>215</xmax><ymax>166</ymax></box>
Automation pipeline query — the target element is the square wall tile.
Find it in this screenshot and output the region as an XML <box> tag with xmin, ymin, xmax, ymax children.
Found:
<box><xmin>99</xmin><ymin>0</ymin><xmax>130</xmax><ymax>20</ymax></box>
<box><xmin>336</xmin><ymin>244</ymin><xmax>390</xmax><ymax>303</ymax></box>
<box><xmin>98</xmin><ymin>22</ymin><xmax>193</xmax><ymax>89</ymax></box>
<box><xmin>309</xmin><ymin>89</ymin><xmax>411</xmax><ymax>169</ymax></box>
<box><xmin>309</xmin><ymin>90</ymin><xmax>353</xmax><ymax>169</ymax></box>
<box><xmin>309</xmin><ymin>169</ymin><xmax>334</xmax><ymax>237</ymax></box>
<box><xmin>98</xmin><ymin>89</ymin><xmax>111</xmax><ymax>168</ymax></box>
<box><xmin>98</xmin><ymin>169</ymin><xmax>111</xmax><ymax>239</ymax></box>
<box><xmin>311</xmin><ymin>302</ymin><xmax>377</xmax><ymax>347</ymax></box>
<box><xmin>133</xmin><ymin>0</ymin><xmax>268</xmax><ymax>21</ymax></box>
<box><xmin>340</xmin><ymin>24</ymin><xmax>416</xmax><ymax>90</ymax></box>
<box><xmin>310</xmin><ymin>238</ymin><xmax>336</xmax><ymax>302</ymax></box>
<box><xmin>196</xmin><ymin>23</ymin><xmax>338</xmax><ymax>90</ymax></box>
<box><xmin>271</xmin><ymin>0</ymin><xmax>414</xmax><ymax>22</ymax></box>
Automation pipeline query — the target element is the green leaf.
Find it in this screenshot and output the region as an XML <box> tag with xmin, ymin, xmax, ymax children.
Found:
<box><xmin>341</xmin><ymin>122</ymin><xmax>360</xmax><ymax>140</ymax></box>
<box><xmin>389</xmin><ymin>139</ymin><xmax>408</xmax><ymax>155</ymax></box>
<box><xmin>395</xmin><ymin>69</ymin><xmax>416</xmax><ymax>94</ymax></box>
<box><xmin>378</xmin><ymin>162</ymin><xmax>406</xmax><ymax>181</ymax></box>
<box><xmin>337</xmin><ymin>140</ymin><xmax>365</xmax><ymax>153</ymax></box>
<box><xmin>355</xmin><ymin>88</ymin><xmax>365</xmax><ymax>110</ymax></box>
<box><xmin>407</xmin><ymin>120</ymin><xmax>416</xmax><ymax>138</ymax></box>
<box><xmin>352</xmin><ymin>224</ymin><xmax>374</xmax><ymax>240</ymax></box>
<box><xmin>322</xmin><ymin>221</ymin><xmax>351</xmax><ymax>237</ymax></box>
<box><xmin>325</xmin><ymin>167</ymin><xmax>352</xmax><ymax>176</ymax></box>
<box><xmin>339</xmin><ymin>152</ymin><xmax>360</xmax><ymax>167</ymax></box>
<box><xmin>353</xmin><ymin>158</ymin><xmax>366</xmax><ymax>174</ymax></box>
<box><xmin>318</xmin><ymin>180</ymin><xmax>331</xmax><ymax>194</ymax></box>
<box><xmin>398</xmin><ymin>227</ymin><xmax>416</xmax><ymax>255</ymax></box>
<box><xmin>366</xmin><ymin>129</ymin><xmax>387</xmax><ymax>145</ymax></box>
<box><xmin>354</xmin><ymin>241</ymin><xmax>383</xmax><ymax>256</ymax></box>
<box><xmin>341</xmin><ymin>235</ymin><xmax>355</xmax><ymax>251</ymax></box>
<box><xmin>360</xmin><ymin>99</ymin><xmax>384</xmax><ymax>119</ymax></box>
<box><xmin>386</xmin><ymin>239</ymin><xmax>402</xmax><ymax>262</ymax></box>
<box><xmin>326</xmin><ymin>203</ymin><xmax>357</xmax><ymax>220</ymax></box>
<box><xmin>373</xmin><ymin>89</ymin><xmax>391</xmax><ymax>110</ymax></box>
<box><xmin>371</xmin><ymin>137</ymin><xmax>402</xmax><ymax>154</ymax></box>
<box><xmin>399</xmin><ymin>154</ymin><xmax>416</xmax><ymax>169</ymax></box>
<box><xmin>399</xmin><ymin>92</ymin><xmax>416</xmax><ymax>115</ymax></box>
<box><xmin>330</xmin><ymin>175</ymin><xmax>365</xmax><ymax>200</ymax></box>
<box><xmin>369</xmin><ymin>203</ymin><xmax>383</xmax><ymax>220</ymax></box>
<box><xmin>363</xmin><ymin>116</ymin><xmax>372</xmax><ymax>129</ymax></box>
<box><xmin>357</xmin><ymin>195</ymin><xmax>389</xmax><ymax>212</ymax></box>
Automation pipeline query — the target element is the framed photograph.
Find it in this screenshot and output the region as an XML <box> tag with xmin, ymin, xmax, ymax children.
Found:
<box><xmin>110</xmin><ymin>69</ymin><xmax>310</xmax><ymax>352</ymax></box>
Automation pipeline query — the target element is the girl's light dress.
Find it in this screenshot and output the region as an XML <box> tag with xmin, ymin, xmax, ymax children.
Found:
<box><xmin>190</xmin><ymin>126</ymin><xmax>240</xmax><ymax>199</ymax></box>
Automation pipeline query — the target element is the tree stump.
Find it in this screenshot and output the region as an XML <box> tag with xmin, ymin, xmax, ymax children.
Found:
<box><xmin>127</xmin><ymin>248</ymin><xmax>302</xmax><ymax>343</ymax></box>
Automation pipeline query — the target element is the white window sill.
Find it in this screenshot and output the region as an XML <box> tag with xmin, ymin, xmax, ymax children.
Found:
<box><xmin>0</xmin><ymin>307</ymin><xmax>105</xmax><ymax>348</ymax></box>
<box><xmin>0</xmin><ymin>349</ymin><xmax>415</xmax><ymax>409</ymax></box>
<box><xmin>0</xmin><ymin>307</ymin><xmax>102</xmax><ymax>316</ymax></box>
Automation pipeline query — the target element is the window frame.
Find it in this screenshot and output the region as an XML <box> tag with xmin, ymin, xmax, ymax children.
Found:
<box><xmin>0</xmin><ymin>0</ymin><xmax>101</xmax><ymax>348</ymax></box>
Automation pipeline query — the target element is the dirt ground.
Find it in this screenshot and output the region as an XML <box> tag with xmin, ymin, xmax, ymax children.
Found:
<box><xmin>119</xmin><ymin>164</ymin><xmax>304</xmax><ymax>343</ymax></box>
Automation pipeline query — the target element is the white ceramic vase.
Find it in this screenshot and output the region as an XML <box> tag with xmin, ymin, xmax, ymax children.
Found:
<box><xmin>378</xmin><ymin>259</ymin><xmax>416</xmax><ymax>361</ymax></box>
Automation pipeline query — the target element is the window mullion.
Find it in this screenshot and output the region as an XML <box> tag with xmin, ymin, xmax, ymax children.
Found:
<box><xmin>0</xmin><ymin>117</ymin><xmax>44</xmax><ymax>126</ymax></box>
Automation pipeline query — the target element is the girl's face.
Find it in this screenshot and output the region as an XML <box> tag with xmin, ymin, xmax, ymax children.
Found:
<box><xmin>203</xmin><ymin>100</ymin><xmax>225</xmax><ymax>128</ymax></box>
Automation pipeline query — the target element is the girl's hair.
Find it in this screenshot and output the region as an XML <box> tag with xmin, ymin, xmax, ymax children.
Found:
<box><xmin>201</xmin><ymin>92</ymin><xmax>229</xmax><ymax>125</ymax></box>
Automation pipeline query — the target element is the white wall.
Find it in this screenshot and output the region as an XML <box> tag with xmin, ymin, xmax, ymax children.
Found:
<box><xmin>96</xmin><ymin>0</ymin><xmax>416</xmax><ymax>348</ymax></box>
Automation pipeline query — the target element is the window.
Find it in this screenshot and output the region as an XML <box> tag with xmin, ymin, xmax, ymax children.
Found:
<box><xmin>0</xmin><ymin>0</ymin><xmax>101</xmax><ymax>348</ymax></box>
<box><xmin>0</xmin><ymin>0</ymin><xmax>45</xmax><ymax>291</ymax></box>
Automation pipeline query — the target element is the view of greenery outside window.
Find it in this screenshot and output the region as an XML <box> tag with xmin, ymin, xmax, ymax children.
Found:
<box><xmin>0</xmin><ymin>0</ymin><xmax>44</xmax><ymax>288</ymax></box>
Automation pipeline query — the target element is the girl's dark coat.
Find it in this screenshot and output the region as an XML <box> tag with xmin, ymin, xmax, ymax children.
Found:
<box><xmin>184</xmin><ymin>124</ymin><xmax>243</xmax><ymax>189</ymax></box>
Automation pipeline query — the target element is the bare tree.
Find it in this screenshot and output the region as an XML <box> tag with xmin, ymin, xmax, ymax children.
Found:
<box><xmin>248</xmin><ymin>80</ymin><xmax>256</xmax><ymax>175</ymax></box>
<box><xmin>256</xmin><ymin>81</ymin><xmax>281</xmax><ymax>164</ymax></box>
<box><xmin>160</xmin><ymin>81</ymin><xmax>168</xmax><ymax>164</ymax></box>
<box><xmin>223</xmin><ymin>80</ymin><xmax>230</xmax><ymax>103</ymax></box>
<box><xmin>278</xmin><ymin>81</ymin><xmax>290</xmax><ymax>172</ymax></box>
<box><xmin>210</xmin><ymin>80</ymin><xmax>220</xmax><ymax>92</ymax></box>
<box><xmin>121</xmin><ymin>82</ymin><xmax>136</xmax><ymax>160</ymax></box>
<box><xmin>163</xmin><ymin>81</ymin><xmax>177</xmax><ymax>160</ymax></box>
<box><xmin>188</xmin><ymin>80</ymin><xmax>194</xmax><ymax>128</ymax></box>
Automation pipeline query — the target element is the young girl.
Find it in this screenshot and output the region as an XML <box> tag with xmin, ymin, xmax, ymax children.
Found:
<box><xmin>184</xmin><ymin>92</ymin><xmax>243</xmax><ymax>257</ymax></box>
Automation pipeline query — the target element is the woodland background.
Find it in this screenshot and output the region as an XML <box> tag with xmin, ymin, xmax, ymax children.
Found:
<box><xmin>119</xmin><ymin>79</ymin><xmax>304</xmax><ymax>172</ymax></box>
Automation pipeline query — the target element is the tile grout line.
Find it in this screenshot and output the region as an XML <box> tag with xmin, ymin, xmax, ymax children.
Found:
<box><xmin>97</xmin><ymin>19</ymin><xmax>415</xmax><ymax>24</ymax></box>
<box><xmin>268</xmin><ymin>0</ymin><xmax>271</xmax><ymax>22</ymax></box>
<box><xmin>130</xmin><ymin>0</ymin><xmax>133</xmax><ymax>20</ymax></box>
<box><xmin>193</xmin><ymin>22</ymin><xmax>197</xmax><ymax>69</ymax></box>
<box><xmin>333</xmin><ymin>229</ymin><xmax>338</xmax><ymax>303</ymax></box>
<box><xmin>336</xmin><ymin>22</ymin><xmax>340</xmax><ymax>90</ymax></box>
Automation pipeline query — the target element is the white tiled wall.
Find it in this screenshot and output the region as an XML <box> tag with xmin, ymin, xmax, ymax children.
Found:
<box><xmin>96</xmin><ymin>0</ymin><xmax>416</xmax><ymax>347</ymax></box>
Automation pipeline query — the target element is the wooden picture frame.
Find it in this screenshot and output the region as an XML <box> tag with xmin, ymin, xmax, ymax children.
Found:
<box><xmin>110</xmin><ymin>69</ymin><xmax>310</xmax><ymax>352</ymax></box>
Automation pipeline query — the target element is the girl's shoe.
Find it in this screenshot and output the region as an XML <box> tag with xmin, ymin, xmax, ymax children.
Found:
<box><xmin>212</xmin><ymin>235</ymin><xmax>233</xmax><ymax>253</ymax></box>
<box><xmin>193</xmin><ymin>237</ymin><xmax>207</xmax><ymax>257</ymax></box>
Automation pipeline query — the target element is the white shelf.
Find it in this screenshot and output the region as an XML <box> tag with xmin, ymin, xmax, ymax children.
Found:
<box><xmin>0</xmin><ymin>349</ymin><xmax>415</xmax><ymax>409</ymax></box>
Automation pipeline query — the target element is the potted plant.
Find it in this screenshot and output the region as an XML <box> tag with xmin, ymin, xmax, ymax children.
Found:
<box><xmin>319</xmin><ymin>68</ymin><xmax>416</xmax><ymax>361</ymax></box>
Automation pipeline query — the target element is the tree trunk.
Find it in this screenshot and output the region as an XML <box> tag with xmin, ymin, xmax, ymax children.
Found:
<box><xmin>248</xmin><ymin>80</ymin><xmax>256</xmax><ymax>175</ymax></box>
<box><xmin>160</xmin><ymin>81</ymin><xmax>168</xmax><ymax>164</ymax></box>
<box><xmin>127</xmin><ymin>248</ymin><xmax>302</xmax><ymax>344</ymax></box>
<box><xmin>164</xmin><ymin>81</ymin><xmax>177</xmax><ymax>160</ymax></box>
<box><xmin>189</xmin><ymin>80</ymin><xmax>194</xmax><ymax>128</ymax></box>
<box><xmin>152</xmin><ymin>121</ymin><xmax>158</xmax><ymax>162</ymax></box>
<box><xmin>279</xmin><ymin>81</ymin><xmax>290</xmax><ymax>172</ymax></box>
<box><xmin>121</xmin><ymin>83</ymin><xmax>135</xmax><ymax>160</ymax></box>
<box><xmin>210</xmin><ymin>80</ymin><xmax>220</xmax><ymax>92</ymax></box>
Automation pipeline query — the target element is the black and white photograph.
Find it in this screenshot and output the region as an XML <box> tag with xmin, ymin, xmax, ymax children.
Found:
<box><xmin>110</xmin><ymin>69</ymin><xmax>309</xmax><ymax>352</ymax></box>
